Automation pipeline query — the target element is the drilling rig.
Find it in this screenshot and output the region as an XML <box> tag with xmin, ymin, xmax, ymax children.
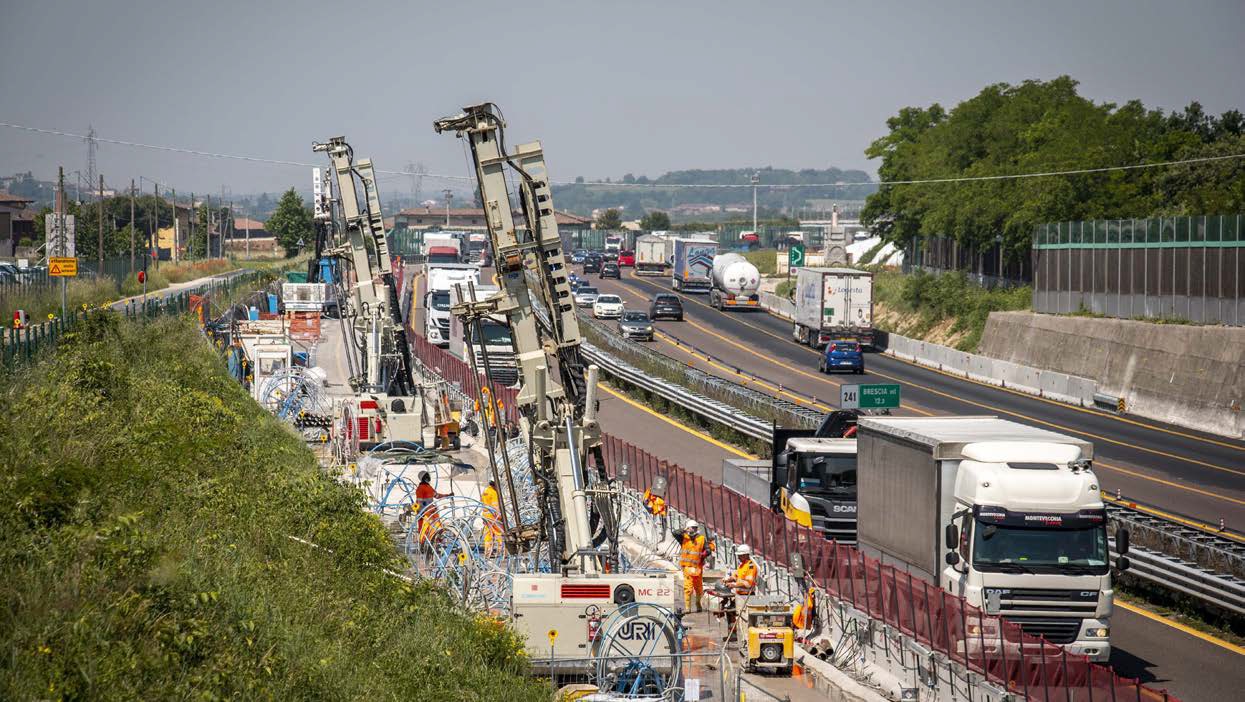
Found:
<box><xmin>313</xmin><ymin>137</ymin><xmax>423</xmax><ymax>446</ymax></box>
<box><xmin>434</xmin><ymin>104</ymin><xmax>678</xmax><ymax>677</ymax></box>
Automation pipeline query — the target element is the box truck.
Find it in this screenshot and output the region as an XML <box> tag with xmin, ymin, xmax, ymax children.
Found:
<box><xmin>855</xmin><ymin>415</ymin><xmax>1129</xmax><ymax>662</ymax></box>
<box><xmin>448</xmin><ymin>285</ymin><xmax>519</xmax><ymax>387</ymax></box>
<box><xmin>791</xmin><ymin>267</ymin><xmax>873</xmax><ymax>348</ymax></box>
<box><xmin>671</xmin><ymin>237</ymin><xmax>717</xmax><ymax>292</ymax></box>
<box><xmin>424</xmin><ymin>264</ymin><xmax>480</xmax><ymax>347</ymax></box>
<box><xmin>635</xmin><ymin>234</ymin><xmax>673</xmax><ymax>276</ymax></box>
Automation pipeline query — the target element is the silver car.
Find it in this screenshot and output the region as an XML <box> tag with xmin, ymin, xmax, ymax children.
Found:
<box><xmin>618</xmin><ymin>310</ymin><xmax>654</xmax><ymax>341</ymax></box>
<box><xmin>574</xmin><ymin>285</ymin><xmax>600</xmax><ymax>307</ymax></box>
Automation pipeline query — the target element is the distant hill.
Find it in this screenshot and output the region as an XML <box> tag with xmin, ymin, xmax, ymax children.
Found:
<box><xmin>551</xmin><ymin>167</ymin><xmax>877</xmax><ymax>217</ymax></box>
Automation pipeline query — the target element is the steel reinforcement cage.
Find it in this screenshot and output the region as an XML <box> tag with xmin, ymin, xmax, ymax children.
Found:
<box><xmin>408</xmin><ymin>329</ymin><xmax>1178</xmax><ymax>702</ymax></box>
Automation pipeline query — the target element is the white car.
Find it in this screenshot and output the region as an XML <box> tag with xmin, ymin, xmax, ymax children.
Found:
<box><xmin>574</xmin><ymin>286</ymin><xmax>600</xmax><ymax>307</ymax></box>
<box><xmin>592</xmin><ymin>294</ymin><xmax>625</xmax><ymax>319</ymax></box>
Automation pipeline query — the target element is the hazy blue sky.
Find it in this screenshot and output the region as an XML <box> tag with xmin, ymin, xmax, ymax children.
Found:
<box><xmin>1</xmin><ymin>0</ymin><xmax>1242</xmax><ymax>197</ymax></box>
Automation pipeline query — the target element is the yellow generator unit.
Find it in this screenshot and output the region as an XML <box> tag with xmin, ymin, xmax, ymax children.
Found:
<box><xmin>742</xmin><ymin>596</ymin><xmax>795</xmax><ymax>675</ymax></box>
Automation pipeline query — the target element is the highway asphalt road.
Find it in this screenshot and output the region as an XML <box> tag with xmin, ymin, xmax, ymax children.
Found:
<box><xmin>425</xmin><ymin>263</ymin><xmax>1242</xmax><ymax>699</ymax></box>
<box><xmin>591</xmin><ymin>269</ymin><xmax>1245</xmax><ymax>536</ymax></box>
<box><xmin>574</xmin><ymin>267</ymin><xmax>1244</xmax><ymax>701</ymax></box>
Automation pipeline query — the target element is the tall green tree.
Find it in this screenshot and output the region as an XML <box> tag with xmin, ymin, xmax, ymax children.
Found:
<box><xmin>860</xmin><ymin>77</ymin><xmax>1245</xmax><ymax>259</ymax></box>
<box><xmin>267</xmin><ymin>188</ymin><xmax>312</xmax><ymax>258</ymax></box>
<box><xmin>595</xmin><ymin>208</ymin><xmax>622</xmax><ymax>230</ymax></box>
<box><xmin>639</xmin><ymin>210</ymin><xmax>671</xmax><ymax>230</ymax></box>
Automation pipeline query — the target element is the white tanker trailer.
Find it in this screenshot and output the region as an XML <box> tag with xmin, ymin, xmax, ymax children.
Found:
<box><xmin>709</xmin><ymin>252</ymin><xmax>761</xmax><ymax>310</ymax></box>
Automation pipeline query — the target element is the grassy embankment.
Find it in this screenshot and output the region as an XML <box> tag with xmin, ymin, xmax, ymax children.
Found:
<box><xmin>0</xmin><ymin>312</ymin><xmax>546</xmax><ymax>701</ymax></box>
<box><xmin>871</xmin><ymin>269</ymin><xmax>1030</xmax><ymax>352</ymax></box>
<box><xmin>1</xmin><ymin>258</ymin><xmax>239</xmax><ymax>322</ymax></box>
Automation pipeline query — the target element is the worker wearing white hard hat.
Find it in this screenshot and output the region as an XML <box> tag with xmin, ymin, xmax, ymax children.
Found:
<box><xmin>721</xmin><ymin>544</ymin><xmax>758</xmax><ymax>641</ymax></box>
<box><xmin>673</xmin><ymin>519</ymin><xmax>713</xmax><ymax>613</ymax></box>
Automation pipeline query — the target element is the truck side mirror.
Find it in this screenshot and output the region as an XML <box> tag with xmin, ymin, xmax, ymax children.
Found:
<box><xmin>1115</xmin><ymin>555</ymin><xmax>1130</xmax><ymax>572</ymax></box>
<box><xmin>1115</xmin><ymin>528</ymin><xmax>1130</xmax><ymax>555</ymax></box>
<box><xmin>944</xmin><ymin>524</ymin><xmax>958</xmax><ymax>550</ymax></box>
<box><xmin>945</xmin><ymin>551</ymin><xmax>960</xmax><ymax>566</ymax></box>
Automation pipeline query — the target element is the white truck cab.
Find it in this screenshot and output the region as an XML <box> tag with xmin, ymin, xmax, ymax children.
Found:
<box><xmin>942</xmin><ymin>441</ymin><xmax>1118</xmax><ymax>662</ymax></box>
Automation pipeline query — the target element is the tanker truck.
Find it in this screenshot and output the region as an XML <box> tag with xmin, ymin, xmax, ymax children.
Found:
<box><xmin>709</xmin><ymin>252</ymin><xmax>761</xmax><ymax>310</ymax></box>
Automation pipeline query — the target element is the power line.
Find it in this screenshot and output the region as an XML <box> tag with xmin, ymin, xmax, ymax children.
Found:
<box><xmin>3</xmin><ymin>119</ymin><xmax>1241</xmax><ymax>191</ymax></box>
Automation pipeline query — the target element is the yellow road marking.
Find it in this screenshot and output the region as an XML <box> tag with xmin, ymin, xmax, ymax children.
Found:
<box><xmin>1103</xmin><ymin>492</ymin><xmax>1245</xmax><ymax>541</ymax></box>
<box><xmin>598</xmin><ymin>384</ymin><xmax>755</xmax><ymax>459</ymax></box>
<box><xmin>622</xmin><ymin>271</ymin><xmax>1245</xmax><ymax>482</ymax></box>
<box><xmin>1115</xmin><ymin>600</ymin><xmax>1245</xmax><ymax>656</ymax></box>
<box><xmin>1093</xmin><ymin>460</ymin><xmax>1245</xmax><ymax>508</ymax></box>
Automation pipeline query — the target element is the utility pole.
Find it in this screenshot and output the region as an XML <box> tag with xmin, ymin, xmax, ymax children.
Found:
<box><xmin>443</xmin><ymin>188</ymin><xmax>452</xmax><ymax>226</ymax></box>
<box><xmin>245</xmin><ymin>206</ymin><xmax>251</xmax><ymax>257</ymax></box>
<box><xmin>751</xmin><ymin>171</ymin><xmax>760</xmax><ymax>239</ymax></box>
<box><xmin>57</xmin><ymin>166</ymin><xmax>66</xmax><ymax>318</ymax></box>
<box><xmin>228</xmin><ymin>200</ymin><xmax>234</xmax><ymax>259</ymax></box>
<box><xmin>152</xmin><ymin>182</ymin><xmax>160</xmax><ymax>270</ymax></box>
<box><xmin>97</xmin><ymin>174</ymin><xmax>104</xmax><ymax>270</ymax></box>
<box><xmin>129</xmin><ymin>179</ymin><xmax>136</xmax><ymax>275</ymax></box>
<box><xmin>189</xmin><ymin>192</ymin><xmax>195</xmax><ymax>262</ymax></box>
<box><xmin>171</xmin><ymin>188</ymin><xmax>178</xmax><ymax>264</ymax></box>
<box><xmin>205</xmin><ymin>194</ymin><xmax>212</xmax><ymax>260</ymax></box>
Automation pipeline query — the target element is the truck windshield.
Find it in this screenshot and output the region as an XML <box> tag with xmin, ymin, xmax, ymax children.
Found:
<box><xmin>430</xmin><ymin>291</ymin><xmax>450</xmax><ymax>312</ymax></box>
<box><xmin>427</xmin><ymin>253</ymin><xmax>458</xmax><ymax>265</ymax></box>
<box><xmin>469</xmin><ymin>321</ymin><xmax>513</xmax><ymax>347</ymax></box>
<box><xmin>973</xmin><ymin>522</ymin><xmax>1108</xmax><ymax>574</ymax></box>
<box><xmin>794</xmin><ymin>453</ymin><xmax>856</xmax><ymax>493</ymax></box>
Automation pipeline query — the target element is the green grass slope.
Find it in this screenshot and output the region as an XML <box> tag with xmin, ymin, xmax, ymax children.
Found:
<box><xmin>0</xmin><ymin>312</ymin><xmax>547</xmax><ymax>701</ymax></box>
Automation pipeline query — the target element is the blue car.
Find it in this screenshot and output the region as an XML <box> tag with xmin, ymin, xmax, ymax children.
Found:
<box><xmin>818</xmin><ymin>340</ymin><xmax>864</xmax><ymax>374</ymax></box>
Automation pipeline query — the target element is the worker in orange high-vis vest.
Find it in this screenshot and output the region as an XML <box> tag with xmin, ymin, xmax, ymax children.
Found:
<box><xmin>672</xmin><ymin>520</ymin><xmax>713</xmax><ymax>613</ymax></box>
<box><xmin>481</xmin><ymin>480</ymin><xmax>502</xmax><ymax>555</ymax></box>
<box><xmin>415</xmin><ymin>472</ymin><xmax>453</xmax><ymax>542</ymax></box>
<box><xmin>722</xmin><ymin>544</ymin><xmax>758</xmax><ymax>641</ymax></box>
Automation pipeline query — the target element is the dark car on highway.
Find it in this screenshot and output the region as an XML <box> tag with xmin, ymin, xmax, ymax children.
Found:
<box><xmin>583</xmin><ymin>256</ymin><xmax>602</xmax><ymax>274</ymax></box>
<box><xmin>570</xmin><ymin>249</ymin><xmax>588</xmax><ymax>264</ymax></box>
<box><xmin>599</xmin><ymin>261</ymin><xmax>620</xmax><ymax>279</ymax></box>
<box><xmin>819</xmin><ymin>340</ymin><xmax>864</xmax><ymax>374</ymax></box>
<box><xmin>649</xmin><ymin>293</ymin><xmax>683</xmax><ymax>321</ymax></box>
<box><xmin>618</xmin><ymin>310</ymin><xmax>654</xmax><ymax>341</ymax></box>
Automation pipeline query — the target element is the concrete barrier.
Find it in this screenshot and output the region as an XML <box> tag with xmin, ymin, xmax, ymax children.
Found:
<box><xmin>980</xmin><ymin>311</ymin><xmax>1245</xmax><ymax>438</ymax></box>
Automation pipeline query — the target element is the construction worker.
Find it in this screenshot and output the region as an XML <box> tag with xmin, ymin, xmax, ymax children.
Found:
<box><xmin>481</xmin><ymin>480</ymin><xmax>502</xmax><ymax>555</ymax></box>
<box><xmin>792</xmin><ymin>586</ymin><xmax>817</xmax><ymax>634</ymax></box>
<box><xmin>415</xmin><ymin>472</ymin><xmax>452</xmax><ymax>542</ymax></box>
<box><xmin>672</xmin><ymin>520</ymin><xmax>713</xmax><ymax>613</ymax></box>
<box><xmin>642</xmin><ymin>487</ymin><xmax>668</xmax><ymax>517</ymax></box>
<box><xmin>721</xmin><ymin>544</ymin><xmax>758</xmax><ymax>641</ymax></box>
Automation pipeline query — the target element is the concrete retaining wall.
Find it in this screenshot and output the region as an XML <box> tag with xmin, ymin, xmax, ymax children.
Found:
<box><xmin>883</xmin><ymin>332</ymin><xmax>1099</xmax><ymax>407</ymax></box>
<box><xmin>980</xmin><ymin>312</ymin><xmax>1245</xmax><ymax>438</ymax></box>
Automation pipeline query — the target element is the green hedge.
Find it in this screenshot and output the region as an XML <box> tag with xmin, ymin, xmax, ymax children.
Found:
<box><xmin>874</xmin><ymin>270</ymin><xmax>1031</xmax><ymax>351</ymax></box>
<box><xmin>0</xmin><ymin>312</ymin><xmax>547</xmax><ymax>701</ymax></box>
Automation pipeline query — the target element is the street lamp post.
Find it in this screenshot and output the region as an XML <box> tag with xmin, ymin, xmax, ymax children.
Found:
<box><xmin>443</xmin><ymin>189</ymin><xmax>453</xmax><ymax>227</ymax></box>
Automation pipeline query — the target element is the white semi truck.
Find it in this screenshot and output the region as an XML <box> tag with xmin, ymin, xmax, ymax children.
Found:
<box><xmin>448</xmin><ymin>284</ymin><xmax>519</xmax><ymax>387</ymax></box>
<box><xmin>855</xmin><ymin>416</ymin><xmax>1129</xmax><ymax>663</ymax></box>
<box><xmin>792</xmin><ymin>267</ymin><xmax>874</xmax><ymax>348</ymax></box>
<box><xmin>709</xmin><ymin>252</ymin><xmax>761</xmax><ymax>310</ymax></box>
<box><xmin>671</xmin><ymin>237</ymin><xmax>717</xmax><ymax>292</ymax></box>
<box><xmin>424</xmin><ymin>233</ymin><xmax>464</xmax><ymax>265</ymax></box>
<box><xmin>424</xmin><ymin>264</ymin><xmax>479</xmax><ymax>347</ymax></box>
<box><xmin>635</xmin><ymin>234</ymin><xmax>673</xmax><ymax>276</ymax></box>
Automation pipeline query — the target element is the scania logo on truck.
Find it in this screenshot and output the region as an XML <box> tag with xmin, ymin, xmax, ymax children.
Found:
<box><xmin>832</xmin><ymin>503</ymin><xmax>857</xmax><ymax>513</ymax></box>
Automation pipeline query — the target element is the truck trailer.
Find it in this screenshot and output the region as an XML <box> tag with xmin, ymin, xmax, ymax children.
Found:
<box><xmin>671</xmin><ymin>237</ymin><xmax>717</xmax><ymax>292</ymax></box>
<box><xmin>855</xmin><ymin>415</ymin><xmax>1129</xmax><ymax>662</ymax></box>
<box><xmin>709</xmin><ymin>253</ymin><xmax>760</xmax><ymax>310</ymax></box>
<box><xmin>635</xmin><ymin>234</ymin><xmax>673</xmax><ymax>276</ymax></box>
<box><xmin>791</xmin><ymin>267</ymin><xmax>874</xmax><ymax>348</ymax></box>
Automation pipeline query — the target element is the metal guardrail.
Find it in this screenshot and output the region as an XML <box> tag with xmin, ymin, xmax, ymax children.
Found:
<box><xmin>579</xmin><ymin>316</ymin><xmax>1245</xmax><ymax>622</ymax></box>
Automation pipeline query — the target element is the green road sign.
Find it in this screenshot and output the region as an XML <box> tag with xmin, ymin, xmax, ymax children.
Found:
<box><xmin>788</xmin><ymin>243</ymin><xmax>805</xmax><ymax>268</ymax></box>
<box><xmin>840</xmin><ymin>383</ymin><xmax>900</xmax><ymax>409</ymax></box>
